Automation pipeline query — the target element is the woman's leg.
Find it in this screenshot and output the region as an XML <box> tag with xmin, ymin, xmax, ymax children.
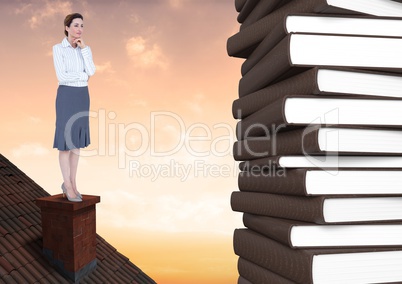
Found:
<box><xmin>59</xmin><ymin>150</ymin><xmax>79</xmax><ymax>199</ymax></box>
<box><xmin>69</xmin><ymin>148</ymin><xmax>80</xmax><ymax>195</ymax></box>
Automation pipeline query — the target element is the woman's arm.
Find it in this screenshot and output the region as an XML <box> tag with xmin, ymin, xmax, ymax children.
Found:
<box><xmin>81</xmin><ymin>46</ymin><xmax>96</xmax><ymax>77</ymax></box>
<box><xmin>53</xmin><ymin>45</ymin><xmax>89</xmax><ymax>84</ymax></box>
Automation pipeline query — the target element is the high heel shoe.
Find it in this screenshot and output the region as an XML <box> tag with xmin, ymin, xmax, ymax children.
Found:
<box><xmin>61</xmin><ymin>183</ymin><xmax>82</xmax><ymax>202</ymax></box>
<box><xmin>76</xmin><ymin>191</ymin><xmax>82</xmax><ymax>199</ymax></box>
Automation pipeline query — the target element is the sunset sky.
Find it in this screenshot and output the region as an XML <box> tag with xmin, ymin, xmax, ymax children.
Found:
<box><xmin>0</xmin><ymin>0</ymin><xmax>243</xmax><ymax>283</ymax></box>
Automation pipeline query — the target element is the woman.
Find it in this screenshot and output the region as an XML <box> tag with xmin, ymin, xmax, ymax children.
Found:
<box><xmin>52</xmin><ymin>13</ymin><xmax>96</xmax><ymax>202</ymax></box>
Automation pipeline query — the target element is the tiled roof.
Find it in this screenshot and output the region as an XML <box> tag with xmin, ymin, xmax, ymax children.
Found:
<box><xmin>0</xmin><ymin>154</ymin><xmax>156</xmax><ymax>284</ymax></box>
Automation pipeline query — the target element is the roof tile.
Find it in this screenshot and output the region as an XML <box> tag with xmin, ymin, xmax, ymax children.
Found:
<box><xmin>10</xmin><ymin>204</ymin><xmax>28</xmax><ymax>218</ymax></box>
<box><xmin>8</xmin><ymin>232</ymin><xmax>26</xmax><ymax>248</ymax></box>
<box><xmin>9</xmin><ymin>246</ymin><xmax>30</xmax><ymax>267</ymax></box>
<box><xmin>14</xmin><ymin>266</ymin><xmax>38</xmax><ymax>284</ymax></box>
<box><xmin>18</xmin><ymin>216</ymin><xmax>33</xmax><ymax>228</ymax></box>
<box><xmin>9</xmin><ymin>270</ymin><xmax>28</xmax><ymax>283</ymax></box>
<box><xmin>2</xmin><ymin>274</ymin><xmax>18</xmax><ymax>284</ymax></box>
<box><xmin>17</xmin><ymin>246</ymin><xmax>36</xmax><ymax>264</ymax></box>
<box><xmin>4</xmin><ymin>217</ymin><xmax>26</xmax><ymax>233</ymax></box>
<box><xmin>0</xmin><ymin>255</ymin><xmax>15</xmax><ymax>274</ymax></box>
<box><xmin>23</xmin><ymin>263</ymin><xmax>45</xmax><ymax>282</ymax></box>
<box><xmin>0</xmin><ymin>225</ymin><xmax>9</xmax><ymax>236</ymax></box>
<box><xmin>49</xmin><ymin>271</ymin><xmax>70</xmax><ymax>283</ymax></box>
<box><xmin>0</xmin><ymin>220</ymin><xmax>14</xmax><ymax>234</ymax></box>
<box><xmin>37</xmin><ymin>276</ymin><xmax>53</xmax><ymax>284</ymax></box>
<box><xmin>8</xmin><ymin>194</ymin><xmax>22</xmax><ymax>205</ymax></box>
<box><xmin>31</xmin><ymin>256</ymin><xmax>53</xmax><ymax>278</ymax></box>
<box><xmin>0</xmin><ymin>237</ymin><xmax>16</xmax><ymax>254</ymax></box>
<box><xmin>13</xmin><ymin>229</ymin><xmax>32</xmax><ymax>246</ymax></box>
<box><xmin>2</xmin><ymin>252</ymin><xmax>21</xmax><ymax>271</ymax></box>
<box><xmin>0</xmin><ymin>210</ymin><xmax>11</xmax><ymax>222</ymax></box>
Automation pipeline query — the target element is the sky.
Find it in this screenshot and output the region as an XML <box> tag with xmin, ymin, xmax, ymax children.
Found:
<box><xmin>0</xmin><ymin>0</ymin><xmax>243</xmax><ymax>283</ymax></box>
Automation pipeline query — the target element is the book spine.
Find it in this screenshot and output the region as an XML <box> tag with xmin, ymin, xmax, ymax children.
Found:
<box><xmin>237</xmin><ymin>0</ymin><xmax>260</xmax><ymax>23</ymax></box>
<box><xmin>227</xmin><ymin>0</ymin><xmax>328</xmax><ymax>58</ymax></box>
<box><xmin>243</xmin><ymin>213</ymin><xmax>294</xmax><ymax>247</ymax></box>
<box><xmin>237</xmin><ymin>276</ymin><xmax>253</xmax><ymax>284</ymax></box>
<box><xmin>238</xmin><ymin>169</ymin><xmax>308</xmax><ymax>196</ymax></box>
<box><xmin>239</xmin><ymin>156</ymin><xmax>282</xmax><ymax>172</ymax></box>
<box><xmin>235</xmin><ymin>0</ymin><xmax>247</xmax><ymax>12</ymax></box>
<box><xmin>236</xmin><ymin>98</ymin><xmax>287</xmax><ymax>140</ymax></box>
<box><xmin>241</xmin><ymin>0</ymin><xmax>292</xmax><ymax>29</ymax></box>
<box><xmin>238</xmin><ymin>36</ymin><xmax>292</xmax><ymax>97</ymax></box>
<box><xmin>234</xmin><ymin>127</ymin><xmax>321</xmax><ymax>160</ymax></box>
<box><xmin>232</xmin><ymin>68</ymin><xmax>319</xmax><ymax>118</ymax></box>
<box><xmin>234</xmin><ymin>229</ymin><xmax>312</xmax><ymax>283</ymax></box>
<box><xmin>238</xmin><ymin>257</ymin><xmax>296</xmax><ymax>284</ymax></box>
<box><xmin>231</xmin><ymin>191</ymin><xmax>326</xmax><ymax>223</ymax></box>
<box><xmin>237</xmin><ymin>257</ymin><xmax>295</xmax><ymax>284</ymax></box>
<box><xmin>241</xmin><ymin>20</ymin><xmax>287</xmax><ymax>76</ymax></box>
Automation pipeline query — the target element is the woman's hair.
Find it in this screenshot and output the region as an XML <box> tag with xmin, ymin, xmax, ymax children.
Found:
<box><xmin>64</xmin><ymin>13</ymin><xmax>84</xmax><ymax>36</ymax></box>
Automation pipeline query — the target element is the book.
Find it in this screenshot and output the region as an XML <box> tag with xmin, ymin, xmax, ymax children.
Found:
<box><xmin>242</xmin><ymin>14</ymin><xmax>402</xmax><ymax>75</ymax></box>
<box><xmin>236</xmin><ymin>96</ymin><xmax>402</xmax><ymax>140</ymax></box>
<box><xmin>237</xmin><ymin>276</ymin><xmax>253</xmax><ymax>284</ymax></box>
<box><xmin>227</xmin><ymin>0</ymin><xmax>402</xmax><ymax>58</ymax></box>
<box><xmin>238</xmin><ymin>258</ymin><xmax>295</xmax><ymax>284</ymax></box>
<box><xmin>237</xmin><ymin>0</ymin><xmax>260</xmax><ymax>23</ymax></box>
<box><xmin>239</xmin><ymin>34</ymin><xmax>402</xmax><ymax>97</ymax></box>
<box><xmin>241</xmin><ymin>0</ymin><xmax>292</xmax><ymax>28</ymax></box>
<box><xmin>234</xmin><ymin>127</ymin><xmax>402</xmax><ymax>160</ymax></box>
<box><xmin>234</xmin><ymin>229</ymin><xmax>402</xmax><ymax>284</ymax></box>
<box><xmin>235</xmin><ymin>0</ymin><xmax>247</xmax><ymax>12</ymax></box>
<box><xmin>239</xmin><ymin>156</ymin><xmax>402</xmax><ymax>171</ymax></box>
<box><xmin>243</xmin><ymin>213</ymin><xmax>402</xmax><ymax>248</ymax></box>
<box><xmin>233</xmin><ymin>68</ymin><xmax>402</xmax><ymax>116</ymax></box>
<box><xmin>238</xmin><ymin>169</ymin><xmax>402</xmax><ymax>196</ymax></box>
<box><xmin>231</xmin><ymin>191</ymin><xmax>402</xmax><ymax>224</ymax></box>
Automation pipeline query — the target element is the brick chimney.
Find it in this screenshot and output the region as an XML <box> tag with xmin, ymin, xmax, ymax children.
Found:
<box><xmin>36</xmin><ymin>194</ymin><xmax>101</xmax><ymax>282</ymax></box>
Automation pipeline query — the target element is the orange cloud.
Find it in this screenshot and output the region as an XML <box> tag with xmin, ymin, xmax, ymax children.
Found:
<box><xmin>126</xmin><ymin>36</ymin><xmax>169</xmax><ymax>69</ymax></box>
<box><xmin>15</xmin><ymin>0</ymin><xmax>72</xmax><ymax>29</ymax></box>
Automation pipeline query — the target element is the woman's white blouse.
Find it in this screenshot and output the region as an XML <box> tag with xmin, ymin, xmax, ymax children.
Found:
<box><xmin>53</xmin><ymin>37</ymin><xmax>96</xmax><ymax>87</ymax></box>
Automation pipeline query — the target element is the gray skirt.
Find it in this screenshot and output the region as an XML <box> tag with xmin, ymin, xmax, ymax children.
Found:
<box><xmin>53</xmin><ymin>85</ymin><xmax>90</xmax><ymax>151</ymax></box>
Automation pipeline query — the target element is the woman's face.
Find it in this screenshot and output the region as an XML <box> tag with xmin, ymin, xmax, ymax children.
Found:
<box><xmin>66</xmin><ymin>18</ymin><xmax>84</xmax><ymax>39</ymax></box>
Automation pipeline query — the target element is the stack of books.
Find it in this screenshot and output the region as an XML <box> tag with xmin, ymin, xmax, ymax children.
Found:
<box><xmin>228</xmin><ymin>0</ymin><xmax>402</xmax><ymax>283</ymax></box>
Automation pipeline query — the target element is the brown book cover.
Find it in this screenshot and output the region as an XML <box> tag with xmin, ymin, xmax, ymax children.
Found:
<box><xmin>238</xmin><ymin>155</ymin><xmax>402</xmax><ymax>171</ymax></box>
<box><xmin>234</xmin><ymin>229</ymin><xmax>402</xmax><ymax>283</ymax></box>
<box><xmin>237</xmin><ymin>276</ymin><xmax>253</xmax><ymax>284</ymax></box>
<box><xmin>235</xmin><ymin>95</ymin><xmax>294</xmax><ymax>140</ymax></box>
<box><xmin>227</xmin><ymin>0</ymin><xmax>361</xmax><ymax>58</ymax></box>
<box><xmin>234</xmin><ymin>127</ymin><xmax>322</xmax><ymax>160</ymax></box>
<box><xmin>243</xmin><ymin>214</ymin><xmax>314</xmax><ymax>248</ymax></box>
<box><xmin>237</xmin><ymin>0</ymin><xmax>260</xmax><ymax>23</ymax></box>
<box><xmin>238</xmin><ymin>168</ymin><xmax>402</xmax><ymax>196</ymax></box>
<box><xmin>233</xmin><ymin>67</ymin><xmax>402</xmax><ymax>116</ymax></box>
<box><xmin>238</xmin><ymin>168</ymin><xmax>309</xmax><ymax>196</ymax></box>
<box><xmin>239</xmin><ymin>156</ymin><xmax>301</xmax><ymax>172</ymax></box>
<box><xmin>238</xmin><ymin>257</ymin><xmax>296</xmax><ymax>284</ymax></box>
<box><xmin>231</xmin><ymin>191</ymin><xmax>402</xmax><ymax>224</ymax></box>
<box><xmin>241</xmin><ymin>13</ymin><xmax>402</xmax><ymax>75</ymax></box>
<box><xmin>231</xmin><ymin>191</ymin><xmax>327</xmax><ymax>224</ymax></box>
<box><xmin>233</xmin><ymin>68</ymin><xmax>319</xmax><ymax>116</ymax></box>
<box><xmin>243</xmin><ymin>213</ymin><xmax>402</xmax><ymax>248</ymax></box>
<box><xmin>234</xmin><ymin>126</ymin><xmax>402</xmax><ymax>160</ymax></box>
<box><xmin>235</xmin><ymin>0</ymin><xmax>247</xmax><ymax>12</ymax></box>
<box><xmin>241</xmin><ymin>0</ymin><xmax>291</xmax><ymax>28</ymax></box>
<box><xmin>238</xmin><ymin>35</ymin><xmax>310</xmax><ymax>97</ymax></box>
<box><xmin>238</xmin><ymin>34</ymin><xmax>402</xmax><ymax>97</ymax></box>
<box><xmin>241</xmin><ymin>19</ymin><xmax>288</xmax><ymax>76</ymax></box>
<box><xmin>236</xmin><ymin>95</ymin><xmax>402</xmax><ymax>140</ymax></box>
